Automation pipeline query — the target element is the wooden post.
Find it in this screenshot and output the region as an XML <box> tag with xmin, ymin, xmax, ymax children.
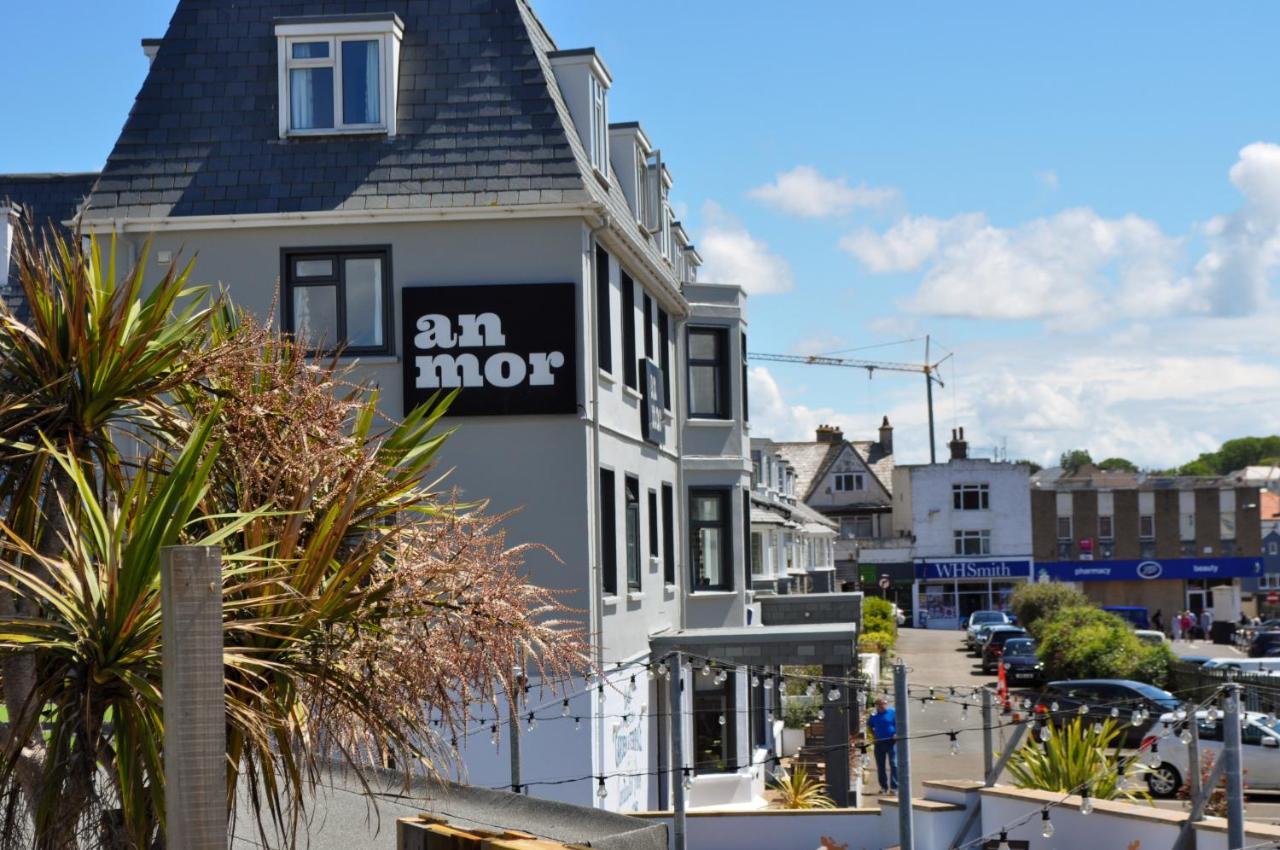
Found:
<box><xmin>161</xmin><ymin>546</ymin><xmax>226</xmax><ymax>850</ymax></box>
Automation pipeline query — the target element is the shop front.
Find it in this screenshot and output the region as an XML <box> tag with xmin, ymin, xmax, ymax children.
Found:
<box><xmin>912</xmin><ymin>559</ymin><xmax>1034</xmax><ymax>630</ymax></box>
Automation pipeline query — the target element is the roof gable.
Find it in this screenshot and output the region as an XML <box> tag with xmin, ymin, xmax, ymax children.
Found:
<box><xmin>83</xmin><ymin>0</ymin><xmax>589</xmax><ymax>221</ymax></box>
<box><xmin>809</xmin><ymin>442</ymin><xmax>891</xmax><ymax>501</ymax></box>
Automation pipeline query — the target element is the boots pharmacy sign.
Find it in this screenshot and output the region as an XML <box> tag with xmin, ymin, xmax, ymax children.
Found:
<box><xmin>401</xmin><ymin>283</ymin><xmax>577</xmax><ymax>416</ymax></box>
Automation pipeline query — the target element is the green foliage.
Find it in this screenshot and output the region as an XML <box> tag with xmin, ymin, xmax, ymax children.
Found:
<box><xmin>863</xmin><ymin>597</ymin><xmax>898</xmax><ymax>639</ymax></box>
<box><xmin>770</xmin><ymin>764</ymin><xmax>835</xmax><ymax>809</ymax></box>
<box><xmin>1037</xmin><ymin>605</ymin><xmax>1175</xmax><ymax>686</ymax></box>
<box><xmin>1014</xmin><ymin>459</ymin><xmax>1044</xmax><ymax>474</ymax></box>
<box><xmin>1059</xmin><ymin>449</ymin><xmax>1093</xmax><ymax>470</ymax></box>
<box><xmin>1178</xmin><ymin>435</ymin><xmax>1280</xmax><ymax>475</ymax></box>
<box><xmin>1006</xmin><ymin>716</ymin><xmax>1149</xmax><ymax>802</ymax></box>
<box><xmin>783</xmin><ymin>702</ymin><xmax>820</xmax><ymax>729</ymax></box>
<box><xmin>1097</xmin><ymin>457</ymin><xmax>1139</xmax><ymax>472</ymax></box>
<box><xmin>858</xmin><ymin>630</ymin><xmax>895</xmax><ymax>655</ymax></box>
<box><xmin>781</xmin><ymin>665</ymin><xmax>821</xmax><ymax>697</ymax></box>
<box><xmin>1009</xmin><ymin>583</ymin><xmax>1089</xmax><ymax>639</ymax></box>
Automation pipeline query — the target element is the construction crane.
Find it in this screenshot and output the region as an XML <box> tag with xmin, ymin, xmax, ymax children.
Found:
<box><xmin>748</xmin><ymin>335</ymin><xmax>953</xmax><ymax>463</ymax></box>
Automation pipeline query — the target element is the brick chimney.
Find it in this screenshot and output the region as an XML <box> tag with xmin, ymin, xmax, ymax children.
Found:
<box><xmin>815</xmin><ymin>424</ymin><xmax>843</xmax><ymax>443</ymax></box>
<box><xmin>879</xmin><ymin>416</ymin><xmax>893</xmax><ymax>455</ymax></box>
<box><xmin>949</xmin><ymin>427</ymin><xmax>968</xmax><ymax>461</ymax></box>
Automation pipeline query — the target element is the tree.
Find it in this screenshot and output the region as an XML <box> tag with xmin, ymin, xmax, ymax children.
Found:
<box><xmin>0</xmin><ymin>221</ymin><xmax>587</xmax><ymax>848</ymax></box>
<box><xmin>1008</xmin><ymin>583</ymin><xmax>1088</xmax><ymax>639</ymax></box>
<box><xmin>1013</xmin><ymin>459</ymin><xmax>1043</xmax><ymax>474</ymax></box>
<box><xmin>1037</xmin><ymin>605</ymin><xmax>1173</xmax><ymax>686</ymax></box>
<box><xmin>1059</xmin><ymin>449</ymin><xmax>1093</xmax><ymax>471</ymax></box>
<box><xmin>1097</xmin><ymin>457</ymin><xmax>1138</xmax><ymax>473</ymax></box>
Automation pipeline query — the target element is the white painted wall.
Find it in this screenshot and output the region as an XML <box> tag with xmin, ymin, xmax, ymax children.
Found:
<box><xmin>900</xmin><ymin>459</ymin><xmax>1033</xmax><ymax>560</ymax></box>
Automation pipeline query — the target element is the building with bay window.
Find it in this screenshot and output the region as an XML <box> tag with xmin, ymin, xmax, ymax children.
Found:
<box><xmin>0</xmin><ymin>0</ymin><xmax>798</xmax><ymax>815</ymax></box>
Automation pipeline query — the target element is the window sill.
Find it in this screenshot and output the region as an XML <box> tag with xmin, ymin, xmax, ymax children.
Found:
<box><xmin>622</xmin><ymin>385</ymin><xmax>643</xmax><ymax>401</ymax></box>
<box><xmin>602</xmin><ymin>594</ymin><xmax>619</xmax><ymax>607</ymax></box>
<box><xmin>685</xmin><ymin>417</ymin><xmax>734</xmax><ymax>427</ymax></box>
<box><xmin>664</xmin><ymin>583</ymin><xmax>678</xmax><ymax>597</ymax></box>
<box><xmin>598</xmin><ymin>368</ymin><xmax>616</xmax><ymax>386</ymax></box>
<box><xmin>284</xmin><ymin>126</ymin><xmax>389</xmax><ymax>138</ymax></box>
<box><xmin>593</xmin><ymin>167</ymin><xmax>611</xmax><ymax>190</ymax></box>
<box><xmin>339</xmin><ymin>354</ymin><xmax>399</xmax><ymax>364</ymax></box>
<box><xmin>627</xmin><ymin>591</ymin><xmax>645</xmax><ymax>603</ymax></box>
<box><xmin>688</xmin><ymin>589</ymin><xmax>737</xmax><ymax>598</ymax></box>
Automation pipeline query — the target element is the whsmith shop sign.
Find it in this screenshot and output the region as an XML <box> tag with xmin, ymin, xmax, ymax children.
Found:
<box><xmin>916</xmin><ymin>560</ymin><xmax>1034</xmax><ymax>580</ymax></box>
<box><xmin>1038</xmin><ymin>557</ymin><xmax>1264</xmax><ymax>583</ymax></box>
<box><xmin>402</xmin><ymin>283</ymin><xmax>577</xmax><ymax>416</ymax></box>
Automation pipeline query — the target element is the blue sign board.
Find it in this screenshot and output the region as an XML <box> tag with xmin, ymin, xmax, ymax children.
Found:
<box><xmin>1037</xmin><ymin>557</ymin><xmax>1263</xmax><ymax>583</ymax></box>
<box><xmin>916</xmin><ymin>560</ymin><xmax>1034</xmax><ymax>580</ymax></box>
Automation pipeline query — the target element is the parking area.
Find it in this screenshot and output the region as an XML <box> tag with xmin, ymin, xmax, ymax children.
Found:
<box><xmin>882</xmin><ymin>627</ymin><xmax>1280</xmax><ymax>821</ymax></box>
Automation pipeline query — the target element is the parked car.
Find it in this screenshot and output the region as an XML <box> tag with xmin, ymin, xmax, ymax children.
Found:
<box><xmin>1202</xmin><ymin>657</ymin><xmax>1280</xmax><ymax>674</ymax></box>
<box><xmin>1146</xmin><ymin>710</ymin><xmax>1280</xmax><ymax>798</ymax></box>
<box><xmin>999</xmin><ymin>637</ymin><xmax>1043</xmax><ymax>684</ymax></box>
<box><xmin>1032</xmin><ymin>680</ymin><xmax>1182</xmax><ymax>748</ymax></box>
<box><xmin>1103</xmin><ymin>606</ymin><xmax>1150</xmax><ymax>630</ymax></box>
<box><xmin>1178</xmin><ymin>655</ymin><xmax>1212</xmax><ymax>667</ymax></box>
<box><xmin>966</xmin><ymin>611</ymin><xmax>1010</xmax><ymax>649</ymax></box>
<box><xmin>1135</xmin><ymin>629</ymin><xmax>1168</xmax><ymax>646</ymax></box>
<box><xmin>981</xmin><ymin>626</ymin><xmax>1029</xmax><ymax>673</ymax></box>
<box><xmin>1248</xmin><ymin>631</ymin><xmax>1280</xmax><ymax>658</ymax></box>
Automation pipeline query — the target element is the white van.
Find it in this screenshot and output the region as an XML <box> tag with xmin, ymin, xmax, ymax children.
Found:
<box><xmin>1201</xmin><ymin>657</ymin><xmax>1280</xmax><ymax>674</ymax></box>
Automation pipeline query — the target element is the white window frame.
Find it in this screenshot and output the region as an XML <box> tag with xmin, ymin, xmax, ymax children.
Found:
<box><xmin>953</xmin><ymin>529</ymin><xmax>991</xmax><ymax>556</ymax></box>
<box><xmin>1056</xmin><ymin>516</ymin><xmax>1073</xmax><ymax>541</ymax></box>
<box><xmin>275</xmin><ymin>17</ymin><xmax>403</xmax><ymax>139</ymax></box>
<box><xmin>589</xmin><ymin>73</ymin><xmax>609</xmax><ymax>176</ymax></box>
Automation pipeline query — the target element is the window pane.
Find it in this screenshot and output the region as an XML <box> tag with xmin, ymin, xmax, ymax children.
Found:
<box><xmin>292</xmin><ymin>41</ymin><xmax>330</xmax><ymax>59</ymax></box>
<box><xmin>690</xmin><ymin>330</ymin><xmax>718</xmax><ymax>360</ymax></box>
<box><xmin>294</xmin><ymin>258</ymin><xmax>333</xmax><ymax>278</ymax></box>
<box><xmin>290</xmin><ymin>67</ymin><xmax>334</xmax><ymax>129</ymax></box>
<box><xmin>691</xmin><ymin>365</ymin><xmax>719</xmax><ymax>415</ymax></box>
<box><xmin>342</xmin><ymin>40</ymin><xmax>381</xmax><ymax>125</ymax></box>
<box><xmin>692</xmin><ymin>494</ymin><xmax>720</xmax><ymax>522</ymax></box>
<box><xmin>292</xmin><ymin>285</ymin><xmax>338</xmax><ymax>347</ymax></box>
<box><xmin>344</xmin><ymin>258</ymin><xmax>383</xmax><ymax>347</ymax></box>
<box><xmin>695</xmin><ymin>528</ymin><xmax>722</xmax><ymax>586</ymax></box>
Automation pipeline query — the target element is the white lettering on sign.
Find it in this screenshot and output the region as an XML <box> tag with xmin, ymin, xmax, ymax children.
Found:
<box><xmin>412</xmin><ymin>311</ymin><xmax>565</xmax><ymax>391</ymax></box>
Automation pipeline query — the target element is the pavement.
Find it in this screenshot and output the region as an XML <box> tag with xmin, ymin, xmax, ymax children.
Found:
<box><xmin>882</xmin><ymin>627</ymin><xmax>1280</xmax><ymax>823</ymax></box>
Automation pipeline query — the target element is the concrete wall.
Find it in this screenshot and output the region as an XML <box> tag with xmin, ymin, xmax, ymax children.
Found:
<box><xmin>632</xmin><ymin>809</ymin><xmax>881</xmax><ymax>850</ymax></box>
<box><xmin>905</xmin><ymin>460</ymin><xmax>1032</xmax><ymax>560</ymax></box>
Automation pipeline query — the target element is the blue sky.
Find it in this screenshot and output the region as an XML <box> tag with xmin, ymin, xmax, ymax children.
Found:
<box><xmin>7</xmin><ymin>2</ymin><xmax>1280</xmax><ymax>468</ymax></box>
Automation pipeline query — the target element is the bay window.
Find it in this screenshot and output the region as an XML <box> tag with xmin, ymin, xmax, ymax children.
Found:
<box><xmin>689</xmin><ymin>488</ymin><xmax>731</xmax><ymax>590</ymax></box>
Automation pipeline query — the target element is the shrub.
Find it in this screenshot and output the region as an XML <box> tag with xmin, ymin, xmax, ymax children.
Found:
<box><xmin>1010</xmin><ymin>582</ymin><xmax>1089</xmax><ymax>638</ymax></box>
<box><xmin>863</xmin><ymin>597</ymin><xmax>898</xmax><ymax>649</ymax></box>
<box><xmin>859</xmin><ymin>630</ymin><xmax>895</xmax><ymax>655</ymax></box>
<box><xmin>1037</xmin><ymin>605</ymin><xmax>1172</xmax><ymax>687</ymax></box>
<box><xmin>1006</xmin><ymin>716</ymin><xmax>1149</xmax><ymax>802</ymax></box>
<box><xmin>783</xmin><ymin>701</ymin><xmax>820</xmax><ymax>729</ymax></box>
<box><xmin>770</xmin><ymin>764</ymin><xmax>836</xmax><ymax>809</ymax></box>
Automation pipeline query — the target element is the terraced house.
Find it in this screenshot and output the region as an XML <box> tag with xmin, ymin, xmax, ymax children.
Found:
<box><xmin>0</xmin><ymin>0</ymin><xmax>795</xmax><ymax>813</ymax></box>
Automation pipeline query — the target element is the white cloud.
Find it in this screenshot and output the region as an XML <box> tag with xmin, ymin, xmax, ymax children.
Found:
<box><xmin>843</xmin><ymin>143</ymin><xmax>1280</xmax><ymax>322</ymax></box>
<box><xmin>1037</xmin><ymin>170</ymin><xmax>1059</xmax><ymax>190</ymax></box>
<box><xmin>748</xmin><ymin>166</ymin><xmax>899</xmax><ymax>218</ymax></box>
<box><xmin>697</xmin><ymin>201</ymin><xmax>795</xmax><ymax>295</ymax></box>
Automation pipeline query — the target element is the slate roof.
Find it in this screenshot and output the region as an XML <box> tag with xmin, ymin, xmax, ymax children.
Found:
<box><xmin>772</xmin><ymin>438</ymin><xmax>895</xmax><ymax>503</ymax></box>
<box><xmin>82</xmin><ymin>0</ymin><xmax>592</xmax><ymax>221</ymax></box>
<box><xmin>850</xmin><ymin>439</ymin><xmax>895</xmax><ymax>496</ymax></box>
<box><xmin>0</xmin><ymin>173</ymin><xmax>99</xmax><ymax>321</ymax></box>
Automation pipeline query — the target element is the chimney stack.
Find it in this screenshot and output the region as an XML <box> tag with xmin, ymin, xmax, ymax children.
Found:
<box><xmin>948</xmin><ymin>427</ymin><xmax>968</xmax><ymax>461</ymax></box>
<box><xmin>815</xmin><ymin>424</ymin><xmax>844</xmax><ymax>444</ymax></box>
<box><xmin>879</xmin><ymin>416</ymin><xmax>893</xmax><ymax>455</ymax></box>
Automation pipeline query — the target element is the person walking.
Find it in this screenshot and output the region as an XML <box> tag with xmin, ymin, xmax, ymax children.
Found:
<box><xmin>1181</xmin><ymin>610</ymin><xmax>1194</xmax><ymax>639</ymax></box>
<box><xmin>1152</xmin><ymin>609</ymin><xmax>1164</xmax><ymax>634</ymax></box>
<box><xmin>1171</xmin><ymin>610</ymin><xmax>1183</xmax><ymax>641</ymax></box>
<box><xmin>867</xmin><ymin>696</ymin><xmax>899</xmax><ymax>795</ymax></box>
<box><xmin>1200</xmin><ymin>608</ymin><xmax>1214</xmax><ymax>642</ymax></box>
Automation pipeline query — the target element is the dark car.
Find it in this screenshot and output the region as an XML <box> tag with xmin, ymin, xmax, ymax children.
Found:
<box><xmin>981</xmin><ymin>626</ymin><xmax>1029</xmax><ymax>673</ymax></box>
<box><xmin>1032</xmin><ymin>679</ymin><xmax>1181</xmax><ymax>747</ymax></box>
<box><xmin>1249</xmin><ymin>631</ymin><xmax>1280</xmax><ymax>658</ymax></box>
<box><xmin>999</xmin><ymin>637</ymin><xmax>1043</xmax><ymax>684</ymax></box>
<box><xmin>1102</xmin><ymin>606</ymin><xmax>1150</xmax><ymax>630</ymax></box>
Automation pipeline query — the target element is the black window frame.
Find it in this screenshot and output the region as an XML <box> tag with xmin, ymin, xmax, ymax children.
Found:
<box><xmin>693</xmin><ymin>669</ymin><xmax>737</xmax><ymax>774</ymax></box>
<box><xmin>622</xmin><ymin>271</ymin><xmax>637</xmax><ymax>389</ymax></box>
<box><xmin>661</xmin><ymin>483</ymin><xmax>676</xmax><ymax>585</ymax></box>
<box><xmin>952</xmin><ymin>483</ymin><xmax>990</xmax><ymax>511</ymax></box>
<box><xmin>689</xmin><ymin>487</ymin><xmax>733</xmax><ymax>591</ymax></box>
<box><xmin>595</xmin><ymin>245</ymin><xmax>612</xmax><ymax>373</ymax></box>
<box><xmin>643</xmin><ymin>292</ymin><xmax>655</xmax><ymax>360</ymax></box>
<box><xmin>742</xmin><ymin>487</ymin><xmax>751</xmax><ymax>589</ymax></box>
<box><xmin>658</xmin><ymin>308</ymin><xmax>671</xmax><ymax>410</ymax></box>
<box><xmin>648</xmin><ymin>488</ymin><xmax>659</xmax><ymax>564</ymax></box>
<box><xmin>625</xmin><ymin>475</ymin><xmax>641</xmax><ymax>591</ymax></box>
<box><xmin>741</xmin><ymin>331</ymin><xmax>749</xmax><ymax>422</ymax></box>
<box><xmin>687</xmin><ymin>326</ymin><xmax>730</xmax><ymax>419</ymax></box>
<box><xmin>600</xmin><ymin>468</ymin><xmax>617</xmax><ymax>596</ymax></box>
<box><xmin>281</xmin><ymin>245</ymin><xmax>393</xmax><ymax>356</ymax></box>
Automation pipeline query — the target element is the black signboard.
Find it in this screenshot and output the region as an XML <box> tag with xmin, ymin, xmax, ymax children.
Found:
<box><xmin>401</xmin><ymin>283</ymin><xmax>577</xmax><ymax>416</ymax></box>
<box><xmin>641</xmin><ymin>357</ymin><xmax>665</xmax><ymax>445</ymax></box>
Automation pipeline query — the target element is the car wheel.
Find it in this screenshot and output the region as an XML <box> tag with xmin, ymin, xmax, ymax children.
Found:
<box><xmin>1146</xmin><ymin>763</ymin><xmax>1181</xmax><ymax>799</ymax></box>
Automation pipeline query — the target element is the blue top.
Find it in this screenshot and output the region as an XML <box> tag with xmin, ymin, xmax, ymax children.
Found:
<box><xmin>867</xmin><ymin>707</ymin><xmax>896</xmax><ymax>741</ymax></box>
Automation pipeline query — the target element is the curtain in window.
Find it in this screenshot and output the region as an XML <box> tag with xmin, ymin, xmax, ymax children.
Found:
<box><xmin>341</xmin><ymin>40</ymin><xmax>380</xmax><ymax>125</ymax></box>
<box><xmin>290</xmin><ymin>67</ymin><xmax>333</xmax><ymax>129</ymax></box>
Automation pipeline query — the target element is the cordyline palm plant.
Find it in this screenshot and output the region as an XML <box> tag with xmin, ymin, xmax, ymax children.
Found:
<box><xmin>0</xmin><ymin>217</ymin><xmax>587</xmax><ymax>849</ymax></box>
<box><xmin>1005</xmin><ymin>716</ymin><xmax>1150</xmax><ymax>803</ymax></box>
<box><xmin>769</xmin><ymin>764</ymin><xmax>835</xmax><ymax>810</ymax></box>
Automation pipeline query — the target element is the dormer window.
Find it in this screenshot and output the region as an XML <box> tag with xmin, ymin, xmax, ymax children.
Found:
<box><xmin>274</xmin><ymin>14</ymin><xmax>403</xmax><ymax>138</ymax></box>
<box><xmin>548</xmin><ymin>49</ymin><xmax>612</xmax><ymax>180</ymax></box>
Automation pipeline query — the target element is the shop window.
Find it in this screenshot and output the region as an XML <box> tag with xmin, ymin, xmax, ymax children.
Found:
<box><xmin>1099</xmin><ymin>515</ymin><xmax>1114</xmax><ymax>540</ymax></box>
<box><xmin>600</xmin><ymin>469</ymin><xmax>617</xmax><ymax>596</ymax></box>
<box><xmin>952</xmin><ymin>483</ymin><xmax>989</xmax><ymax>510</ymax></box>
<box><xmin>690</xmin><ymin>489</ymin><xmax>731</xmax><ymax>590</ymax></box>
<box><xmin>688</xmin><ymin>327</ymin><xmax>730</xmax><ymax>419</ymax></box>
<box><xmin>662</xmin><ymin>484</ymin><xmax>676</xmax><ymax>585</ymax></box>
<box><xmin>625</xmin><ymin>475</ymin><xmax>641</xmax><ymax>591</ymax></box>
<box><xmin>953</xmin><ymin>529</ymin><xmax>991</xmax><ymax>556</ymax></box>
<box><xmin>595</xmin><ymin>246</ymin><xmax>612</xmax><ymax>373</ymax></box>
<box><xmin>1056</xmin><ymin>516</ymin><xmax>1073</xmax><ymax>541</ymax></box>
<box><xmin>694</xmin><ymin>669</ymin><xmax>736</xmax><ymax>773</ymax></box>
<box><xmin>283</xmin><ymin>248</ymin><xmax>391</xmax><ymax>355</ymax></box>
<box><xmin>1139</xmin><ymin>515</ymin><xmax>1155</xmax><ymax>539</ymax></box>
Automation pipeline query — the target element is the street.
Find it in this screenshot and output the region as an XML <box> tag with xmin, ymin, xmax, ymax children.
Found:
<box><xmin>880</xmin><ymin>627</ymin><xmax>1280</xmax><ymax>823</ymax></box>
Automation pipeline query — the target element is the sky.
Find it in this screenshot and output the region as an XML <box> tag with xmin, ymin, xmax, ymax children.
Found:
<box><xmin>6</xmin><ymin>2</ymin><xmax>1280</xmax><ymax>469</ymax></box>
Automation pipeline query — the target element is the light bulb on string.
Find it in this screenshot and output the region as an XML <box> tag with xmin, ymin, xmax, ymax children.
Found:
<box><xmin>949</xmin><ymin>732</ymin><xmax>960</xmax><ymax>756</ymax></box>
<box><xmin>702</xmin><ymin>663</ymin><xmax>712</xmax><ymax>678</ymax></box>
<box><xmin>526</xmin><ymin>712</ymin><xmax>536</xmax><ymax>732</ymax></box>
<box><xmin>817</xmin><ymin>708</ymin><xmax>825</xmax><ymax>721</ymax></box>
<box><xmin>574</xmin><ymin>716</ymin><xmax>581</xmax><ymax>731</ymax></box>
<box><xmin>1038</xmin><ymin>723</ymin><xmax>1051</xmax><ymax>743</ymax></box>
<box><xmin>490</xmin><ymin>724</ymin><xmax>500</xmax><ymax>746</ymax></box>
<box><xmin>859</xmin><ymin>744</ymin><xmax>870</xmax><ymax>770</ymax></box>
<box><xmin>920</xmin><ymin>697</ymin><xmax>928</xmax><ymax>713</ymax></box>
<box><xmin>1130</xmin><ymin>709</ymin><xmax>1142</xmax><ymax>726</ymax></box>
<box><xmin>1050</xmin><ymin>701</ymin><xmax>1060</xmax><ymax>713</ymax></box>
<box><xmin>1110</xmin><ymin>707</ymin><xmax>1120</xmax><ymax>719</ymax></box>
<box><xmin>828</xmin><ymin>687</ymin><xmax>841</xmax><ymax>702</ymax></box>
<box><xmin>1079</xmin><ymin>787</ymin><xmax>1093</xmax><ymax>816</ymax></box>
<box><xmin>1078</xmin><ymin>704</ymin><xmax>1089</xmax><ymax>716</ymax></box>
<box><xmin>718</xmin><ymin>713</ymin><xmax>726</xmax><ymax>726</ymax></box>
<box><xmin>682</xmin><ymin>768</ymin><xmax>693</xmax><ymax>791</ymax></box>
<box><xmin>597</xmin><ymin>777</ymin><xmax>608</xmax><ymax>800</ymax></box>
<box><xmin>1147</xmin><ymin>741</ymin><xmax>1161</xmax><ymax>769</ymax></box>
<box><xmin>961</xmin><ymin>703</ymin><xmax>969</xmax><ymax>720</ymax></box>
<box><xmin>1180</xmin><ymin>727</ymin><xmax>1192</xmax><ymax>745</ymax></box>
<box><xmin>1093</xmin><ymin>721</ymin><xmax>1103</xmax><ymax>735</ymax></box>
<box><xmin>806</xmin><ymin>682</ymin><xmax>818</xmax><ymax>698</ymax></box>
<box><xmin>763</xmin><ymin>675</ymin><xmax>774</xmax><ymax>691</ymax></box>
<box><xmin>995</xmin><ymin>830</ymin><xmax>1011</xmax><ymax>850</ymax></box>
<box><xmin>647</xmin><ymin>665</ymin><xmax>656</xmax><ymax>681</ymax></box>
<box><xmin>562</xmin><ymin>699</ymin><xmax>570</xmax><ymax>717</ymax></box>
<box><xmin>1041</xmin><ymin>809</ymin><xmax>1055</xmax><ymax>838</ymax></box>
<box><xmin>752</xmin><ymin>674</ymin><xmax>761</xmax><ymax>688</ymax></box>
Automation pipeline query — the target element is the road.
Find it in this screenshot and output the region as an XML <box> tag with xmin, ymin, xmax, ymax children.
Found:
<box><xmin>880</xmin><ymin>627</ymin><xmax>1280</xmax><ymax>824</ymax></box>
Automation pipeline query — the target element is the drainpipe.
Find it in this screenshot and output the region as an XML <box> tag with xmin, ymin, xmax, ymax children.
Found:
<box><xmin>587</xmin><ymin>212</ymin><xmax>612</xmax><ymax>798</ymax></box>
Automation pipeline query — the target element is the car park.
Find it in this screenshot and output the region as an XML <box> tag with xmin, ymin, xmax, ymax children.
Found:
<box><xmin>965</xmin><ymin>611</ymin><xmax>1010</xmax><ymax>649</ymax></box>
<box><xmin>1202</xmin><ymin>657</ymin><xmax>1280</xmax><ymax>674</ymax></box>
<box><xmin>1031</xmin><ymin>679</ymin><xmax>1181</xmax><ymax>748</ymax></box>
<box><xmin>981</xmin><ymin>626</ymin><xmax>1029</xmax><ymax>673</ymax></box>
<box><xmin>1145</xmin><ymin>710</ymin><xmax>1280</xmax><ymax>798</ymax></box>
<box><xmin>998</xmin><ymin>637</ymin><xmax>1043</xmax><ymax>684</ymax></box>
<box><xmin>969</xmin><ymin>623</ymin><xmax>1001</xmax><ymax>655</ymax></box>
